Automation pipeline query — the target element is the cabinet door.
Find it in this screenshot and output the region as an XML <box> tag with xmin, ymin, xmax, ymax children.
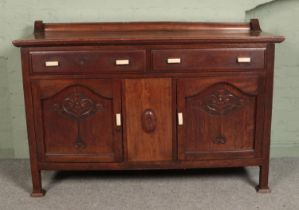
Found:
<box><xmin>32</xmin><ymin>79</ymin><xmax>122</xmax><ymax>162</ymax></box>
<box><xmin>177</xmin><ymin>76</ymin><xmax>264</xmax><ymax>160</ymax></box>
<box><xmin>124</xmin><ymin>78</ymin><xmax>173</xmax><ymax>161</ymax></box>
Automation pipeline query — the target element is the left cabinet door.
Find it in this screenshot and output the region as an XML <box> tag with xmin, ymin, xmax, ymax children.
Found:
<box><xmin>32</xmin><ymin>79</ymin><xmax>123</xmax><ymax>162</ymax></box>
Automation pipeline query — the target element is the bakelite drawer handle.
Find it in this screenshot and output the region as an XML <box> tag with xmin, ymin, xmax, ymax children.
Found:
<box><xmin>116</xmin><ymin>113</ymin><xmax>122</xmax><ymax>126</ymax></box>
<box><xmin>178</xmin><ymin>112</ymin><xmax>183</xmax><ymax>125</ymax></box>
<box><xmin>115</xmin><ymin>59</ymin><xmax>130</xmax><ymax>65</ymax></box>
<box><xmin>45</xmin><ymin>61</ymin><xmax>59</xmax><ymax>67</ymax></box>
<box><xmin>237</xmin><ymin>57</ymin><xmax>251</xmax><ymax>63</ymax></box>
<box><xmin>167</xmin><ymin>58</ymin><xmax>181</xmax><ymax>64</ymax></box>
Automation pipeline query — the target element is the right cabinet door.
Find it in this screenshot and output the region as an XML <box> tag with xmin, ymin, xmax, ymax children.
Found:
<box><xmin>177</xmin><ymin>76</ymin><xmax>265</xmax><ymax>160</ymax></box>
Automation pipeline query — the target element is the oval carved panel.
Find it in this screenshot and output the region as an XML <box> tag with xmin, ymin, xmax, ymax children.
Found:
<box><xmin>141</xmin><ymin>109</ymin><xmax>157</xmax><ymax>133</ymax></box>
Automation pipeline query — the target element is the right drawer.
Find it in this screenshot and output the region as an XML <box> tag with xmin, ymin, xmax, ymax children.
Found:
<box><xmin>151</xmin><ymin>48</ymin><xmax>265</xmax><ymax>71</ymax></box>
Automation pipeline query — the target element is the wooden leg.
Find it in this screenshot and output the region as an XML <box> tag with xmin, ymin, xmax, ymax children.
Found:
<box><xmin>256</xmin><ymin>164</ymin><xmax>271</xmax><ymax>193</ymax></box>
<box><xmin>30</xmin><ymin>166</ymin><xmax>45</xmax><ymax>197</ymax></box>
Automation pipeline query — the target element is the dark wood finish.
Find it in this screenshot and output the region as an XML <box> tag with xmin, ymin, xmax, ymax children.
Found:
<box><xmin>30</xmin><ymin>49</ymin><xmax>146</xmax><ymax>73</ymax></box>
<box><xmin>20</xmin><ymin>49</ymin><xmax>45</xmax><ymax>197</ymax></box>
<box><xmin>12</xmin><ymin>19</ymin><xmax>284</xmax><ymax>196</ymax></box>
<box><xmin>124</xmin><ymin>79</ymin><xmax>173</xmax><ymax>161</ymax></box>
<box><xmin>256</xmin><ymin>43</ymin><xmax>276</xmax><ymax>193</ymax></box>
<box><xmin>177</xmin><ymin>76</ymin><xmax>264</xmax><ymax>160</ymax></box>
<box><xmin>39</xmin><ymin>158</ymin><xmax>263</xmax><ymax>170</ymax></box>
<box><xmin>250</xmin><ymin>19</ymin><xmax>262</xmax><ymax>32</ymax></box>
<box><xmin>141</xmin><ymin>109</ymin><xmax>157</xmax><ymax>133</ymax></box>
<box><xmin>152</xmin><ymin>48</ymin><xmax>265</xmax><ymax>71</ymax></box>
<box><xmin>32</xmin><ymin>79</ymin><xmax>122</xmax><ymax>162</ymax></box>
<box><xmin>12</xmin><ymin>20</ymin><xmax>284</xmax><ymax>47</ymax></box>
<box><xmin>39</xmin><ymin>21</ymin><xmax>253</xmax><ymax>32</ymax></box>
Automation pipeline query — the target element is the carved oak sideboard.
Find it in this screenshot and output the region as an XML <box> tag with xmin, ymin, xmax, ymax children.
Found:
<box><xmin>13</xmin><ymin>19</ymin><xmax>284</xmax><ymax>197</ymax></box>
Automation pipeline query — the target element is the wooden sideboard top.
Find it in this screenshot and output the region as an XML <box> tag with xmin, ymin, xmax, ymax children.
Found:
<box><xmin>13</xmin><ymin>19</ymin><xmax>284</xmax><ymax>47</ymax></box>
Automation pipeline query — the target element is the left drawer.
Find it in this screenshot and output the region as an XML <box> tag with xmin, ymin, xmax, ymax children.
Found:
<box><xmin>30</xmin><ymin>50</ymin><xmax>146</xmax><ymax>73</ymax></box>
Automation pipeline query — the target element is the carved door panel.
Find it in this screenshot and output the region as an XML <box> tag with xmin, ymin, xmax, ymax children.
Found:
<box><xmin>32</xmin><ymin>79</ymin><xmax>122</xmax><ymax>162</ymax></box>
<box><xmin>177</xmin><ymin>76</ymin><xmax>265</xmax><ymax>160</ymax></box>
<box><xmin>124</xmin><ymin>78</ymin><xmax>173</xmax><ymax>161</ymax></box>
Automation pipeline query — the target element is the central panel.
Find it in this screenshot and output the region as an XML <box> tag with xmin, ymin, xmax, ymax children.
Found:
<box><xmin>124</xmin><ymin>78</ymin><xmax>173</xmax><ymax>161</ymax></box>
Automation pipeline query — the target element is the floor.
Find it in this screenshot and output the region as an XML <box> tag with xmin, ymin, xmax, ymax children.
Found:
<box><xmin>0</xmin><ymin>158</ymin><xmax>298</xmax><ymax>210</ymax></box>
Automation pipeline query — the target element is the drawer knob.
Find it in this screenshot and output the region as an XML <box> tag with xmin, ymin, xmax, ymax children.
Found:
<box><xmin>45</xmin><ymin>61</ymin><xmax>59</xmax><ymax>67</ymax></box>
<box><xmin>167</xmin><ymin>58</ymin><xmax>181</xmax><ymax>64</ymax></box>
<box><xmin>116</xmin><ymin>113</ymin><xmax>122</xmax><ymax>126</ymax></box>
<box><xmin>178</xmin><ymin>112</ymin><xmax>183</xmax><ymax>125</ymax></box>
<box><xmin>237</xmin><ymin>57</ymin><xmax>251</xmax><ymax>63</ymax></box>
<box><xmin>115</xmin><ymin>59</ymin><xmax>130</xmax><ymax>65</ymax></box>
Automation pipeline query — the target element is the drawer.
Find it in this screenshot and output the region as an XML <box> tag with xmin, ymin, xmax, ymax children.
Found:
<box><xmin>30</xmin><ymin>50</ymin><xmax>146</xmax><ymax>73</ymax></box>
<box><xmin>151</xmin><ymin>48</ymin><xmax>265</xmax><ymax>71</ymax></box>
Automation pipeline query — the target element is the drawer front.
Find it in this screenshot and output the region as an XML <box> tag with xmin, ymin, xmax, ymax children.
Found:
<box><xmin>31</xmin><ymin>50</ymin><xmax>146</xmax><ymax>73</ymax></box>
<box><xmin>152</xmin><ymin>48</ymin><xmax>265</xmax><ymax>71</ymax></box>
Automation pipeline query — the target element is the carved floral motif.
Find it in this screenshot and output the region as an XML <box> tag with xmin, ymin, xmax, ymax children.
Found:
<box><xmin>213</xmin><ymin>135</ymin><xmax>226</xmax><ymax>144</ymax></box>
<box><xmin>196</xmin><ymin>84</ymin><xmax>249</xmax><ymax>146</ymax></box>
<box><xmin>53</xmin><ymin>92</ymin><xmax>104</xmax><ymax>149</ymax></box>
<box><xmin>201</xmin><ymin>87</ymin><xmax>247</xmax><ymax>116</ymax></box>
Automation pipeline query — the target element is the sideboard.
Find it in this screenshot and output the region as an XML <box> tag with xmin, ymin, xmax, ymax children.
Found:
<box><xmin>13</xmin><ymin>19</ymin><xmax>284</xmax><ymax>197</ymax></box>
